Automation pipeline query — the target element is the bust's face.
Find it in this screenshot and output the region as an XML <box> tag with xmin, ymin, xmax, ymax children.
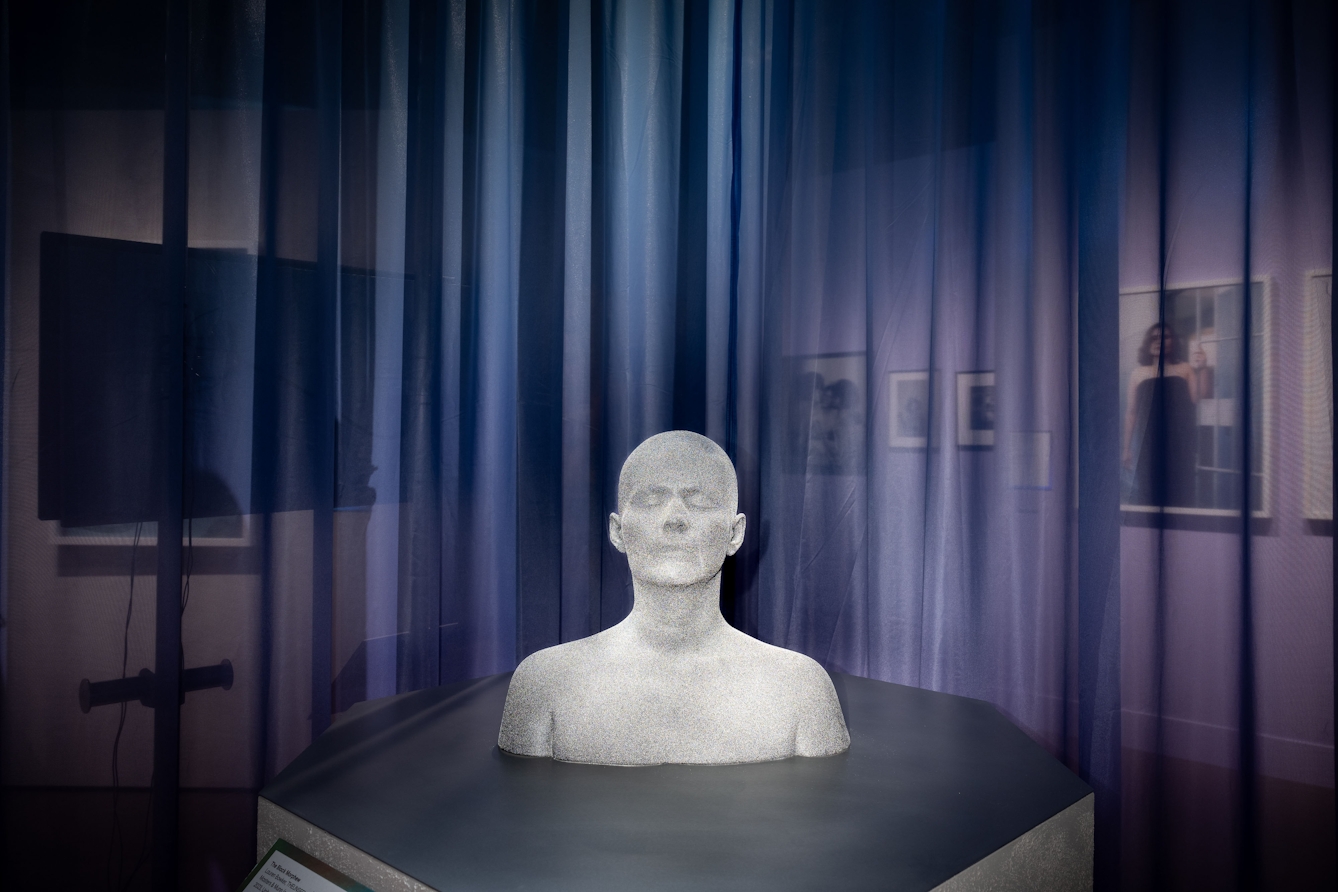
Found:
<box><xmin>609</xmin><ymin>440</ymin><xmax>746</xmax><ymax>588</ymax></box>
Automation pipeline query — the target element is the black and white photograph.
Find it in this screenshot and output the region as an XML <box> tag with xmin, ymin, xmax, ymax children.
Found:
<box><xmin>785</xmin><ymin>353</ymin><xmax>866</xmax><ymax>475</ymax></box>
<box><xmin>956</xmin><ymin>371</ymin><xmax>995</xmax><ymax>448</ymax></box>
<box><xmin>887</xmin><ymin>371</ymin><xmax>932</xmax><ymax>449</ymax></box>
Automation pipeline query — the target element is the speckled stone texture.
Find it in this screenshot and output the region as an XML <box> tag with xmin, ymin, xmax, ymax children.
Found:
<box><xmin>257</xmin><ymin>797</ymin><xmax>436</xmax><ymax>892</ymax></box>
<box><xmin>933</xmin><ymin>794</ymin><xmax>1094</xmax><ymax>892</ymax></box>
<box><xmin>499</xmin><ymin>431</ymin><xmax>849</xmax><ymax>765</ymax></box>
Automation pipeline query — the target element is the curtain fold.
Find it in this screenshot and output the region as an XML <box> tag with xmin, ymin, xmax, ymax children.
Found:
<box><xmin>1</xmin><ymin>1</ymin><xmax>1333</xmax><ymax>889</ymax></box>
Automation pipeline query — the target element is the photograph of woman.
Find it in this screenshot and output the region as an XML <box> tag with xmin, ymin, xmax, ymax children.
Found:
<box><xmin>1122</xmin><ymin>322</ymin><xmax>1212</xmax><ymax>507</ymax></box>
<box><xmin>785</xmin><ymin>354</ymin><xmax>867</xmax><ymax>475</ymax></box>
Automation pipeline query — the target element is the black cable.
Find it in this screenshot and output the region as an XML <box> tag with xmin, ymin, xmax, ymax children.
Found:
<box><xmin>106</xmin><ymin>521</ymin><xmax>142</xmax><ymax>892</ymax></box>
<box><xmin>180</xmin><ymin>514</ymin><xmax>193</xmax><ymax>615</ymax></box>
<box><xmin>119</xmin><ymin>769</ymin><xmax>153</xmax><ymax>892</ymax></box>
<box><xmin>119</xmin><ymin>524</ymin><xmax>156</xmax><ymax>892</ymax></box>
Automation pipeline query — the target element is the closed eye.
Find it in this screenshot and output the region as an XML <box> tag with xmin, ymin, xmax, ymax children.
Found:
<box><xmin>631</xmin><ymin>487</ymin><xmax>669</xmax><ymax>508</ymax></box>
<box><xmin>682</xmin><ymin>489</ymin><xmax>719</xmax><ymax>509</ymax></box>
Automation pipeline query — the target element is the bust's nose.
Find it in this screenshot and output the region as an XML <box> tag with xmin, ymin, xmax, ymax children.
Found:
<box><xmin>662</xmin><ymin>500</ymin><xmax>689</xmax><ymax>533</ymax></box>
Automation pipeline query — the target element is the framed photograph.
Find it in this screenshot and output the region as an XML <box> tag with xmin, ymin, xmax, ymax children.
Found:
<box><xmin>1118</xmin><ymin>279</ymin><xmax>1272</xmax><ymax>521</ymax></box>
<box><xmin>1302</xmin><ymin>271</ymin><xmax>1332</xmax><ymax>524</ymax></box>
<box><xmin>1004</xmin><ymin>431</ymin><xmax>1052</xmax><ymax>489</ymax></box>
<box><xmin>784</xmin><ymin>352</ymin><xmax>866</xmax><ymax>475</ymax></box>
<box><xmin>888</xmin><ymin>371</ymin><xmax>933</xmax><ymax>449</ymax></box>
<box><xmin>956</xmin><ymin>371</ymin><xmax>995</xmax><ymax>448</ymax></box>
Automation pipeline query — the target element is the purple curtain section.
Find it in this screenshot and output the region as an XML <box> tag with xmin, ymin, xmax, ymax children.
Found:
<box><xmin>1</xmin><ymin>0</ymin><xmax>1333</xmax><ymax>889</ymax></box>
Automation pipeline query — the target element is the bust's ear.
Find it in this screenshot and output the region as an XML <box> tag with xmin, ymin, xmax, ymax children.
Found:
<box><xmin>608</xmin><ymin>513</ymin><xmax>627</xmax><ymax>553</ymax></box>
<box><xmin>726</xmin><ymin>513</ymin><xmax>746</xmax><ymax>555</ymax></box>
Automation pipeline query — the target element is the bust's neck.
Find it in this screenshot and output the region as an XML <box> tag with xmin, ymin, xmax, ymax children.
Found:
<box><xmin>625</xmin><ymin>574</ymin><xmax>729</xmax><ymax>651</ymax></box>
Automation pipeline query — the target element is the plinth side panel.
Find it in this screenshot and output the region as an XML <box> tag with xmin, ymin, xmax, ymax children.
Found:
<box><xmin>259</xmin><ymin>793</ymin><xmax>1094</xmax><ymax>892</ymax></box>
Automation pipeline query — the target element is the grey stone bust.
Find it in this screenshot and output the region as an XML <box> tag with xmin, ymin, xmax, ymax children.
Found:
<box><xmin>498</xmin><ymin>431</ymin><xmax>850</xmax><ymax>765</ymax></box>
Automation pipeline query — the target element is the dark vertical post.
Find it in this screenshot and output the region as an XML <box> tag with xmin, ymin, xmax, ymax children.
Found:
<box><xmin>590</xmin><ymin>0</ymin><xmax>609</xmax><ymax>636</ymax></box>
<box><xmin>670</xmin><ymin>0</ymin><xmax>708</xmax><ymax>439</ymax></box>
<box><xmin>311</xmin><ymin>0</ymin><xmax>342</xmax><ymax>739</ymax></box>
<box><xmin>398</xmin><ymin>0</ymin><xmax>449</xmax><ymax>691</ymax></box>
<box><xmin>1331</xmin><ymin>0</ymin><xmax>1338</xmax><ymax>861</ymax></box>
<box><xmin>1329</xmin><ymin>0</ymin><xmax>1338</xmax><ymax>865</ymax></box>
<box><xmin>516</xmin><ymin>0</ymin><xmax>567</xmax><ymax>660</ymax></box>
<box><xmin>0</xmin><ymin>2</ymin><xmax>10</xmax><ymax>869</ymax></box>
<box><xmin>1236</xmin><ymin>2</ymin><xmax>1259</xmax><ymax>887</ymax></box>
<box><xmin>1151</xmin><ymin>0</ymin><xmax>1171</xmax><ymax>881</ymax></box>
<box><xmin>249</xmin><ymin>0</ymin><xmax>285</xmax><ymax>816</ymax></box>
<box><xmin>154</xmin><ymin>0</ymin><xmax>189</xmax><ymax>887</ymax></box>
<box><xmin>1074</xmin><ymin>0</ymin><xmax>1126</xmax><ymax>887</ymax></box>
<box><xmin>723</xmin><ymin>0</ymin><xmax>742</xmax><ymax>629</ymax></box>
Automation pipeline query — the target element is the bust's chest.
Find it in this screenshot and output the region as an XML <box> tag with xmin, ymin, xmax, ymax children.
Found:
<box><xmin>549</xmin><ymin>662</ymin><xmax>799</xmax><ymax>764</ymax></box>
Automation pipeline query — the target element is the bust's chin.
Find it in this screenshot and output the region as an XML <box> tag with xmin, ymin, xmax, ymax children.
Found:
<box><xmin>630</xmin><ymin>559</ymin><xmax>722</xmax><ymax>590</ymax></box>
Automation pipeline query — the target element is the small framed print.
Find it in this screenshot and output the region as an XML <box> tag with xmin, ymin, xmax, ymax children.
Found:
<box><xmin>888</xmin><ymin>371</ymin><xmax>932</xmax><ymax>449</ymax></box>
<box><xmin>956</xmin><ymin>371</ymin><xmax>995</xmax><ymax>448</ymax></box>
<box><xmin>1302</xmin><ymin>271</ymin><xmax>1332</xmax><ymax>525</ymax></box>
<box><xmin>1004</xmin><ymin>431</ymin><xmax>1052</xmax><ymax>489</ymax></box>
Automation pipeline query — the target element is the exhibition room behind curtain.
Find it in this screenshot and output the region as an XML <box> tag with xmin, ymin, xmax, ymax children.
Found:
<box><xmin>0</xmin><ymin>0</ymin><xmax>1333</xmax><ymax>889</ymax></box>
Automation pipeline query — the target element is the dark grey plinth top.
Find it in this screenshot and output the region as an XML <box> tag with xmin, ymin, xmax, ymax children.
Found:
<box><xmin>261</xmin><ymin>672</ymin><xmax>1091</xmax><ymax>892</ymax></box>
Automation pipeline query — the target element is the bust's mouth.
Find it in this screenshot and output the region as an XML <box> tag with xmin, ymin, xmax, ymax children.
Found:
<box><xmin>650</xmin><ymin>544</ymin><xmax>697</xmax><ymax>556</ymax></box>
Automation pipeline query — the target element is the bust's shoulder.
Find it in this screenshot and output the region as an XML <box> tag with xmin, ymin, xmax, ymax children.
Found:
<box><xmin>510</xmin><ymin>630</ymin><xmax>617</xmax><ymax>685</ymax></box>
<box><xmin>726</xmin><ymin>630</ymin><xmax>830</xmax><ymax>684</ymax></box>
<box><xmin>725</xmin><ymin>632</ymin><xmax>848</xmax><ymax>755</ymax></box>
<box><xmin>503</xmin><ymin>638</ymin><xmax>611</xmax><ymax>756</ymax></box>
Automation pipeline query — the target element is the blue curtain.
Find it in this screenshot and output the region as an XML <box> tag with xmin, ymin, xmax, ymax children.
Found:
<box><xmin>1</xmin><ymin>0</ymin><xmax>1333</xmax><ymax>889</ymax></box>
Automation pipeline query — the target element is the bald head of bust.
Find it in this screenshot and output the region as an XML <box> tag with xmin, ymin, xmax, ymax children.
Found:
<box><xmin>616</xmin><ymin>431</ymin><xmax>738</xmax><ymax>513</ymax></box>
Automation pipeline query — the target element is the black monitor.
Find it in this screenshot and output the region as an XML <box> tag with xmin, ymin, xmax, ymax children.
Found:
<box><xmin>39</xmin><ymin>232</ymin><xmax>379</xmax><ymax>527</ymax></box>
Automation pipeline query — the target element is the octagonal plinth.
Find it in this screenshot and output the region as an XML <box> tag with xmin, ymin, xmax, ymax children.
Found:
<box><xmin>259</xmin><ymin>672</ymin><xmax>1092</xmax><ymax>891</ymax></box>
